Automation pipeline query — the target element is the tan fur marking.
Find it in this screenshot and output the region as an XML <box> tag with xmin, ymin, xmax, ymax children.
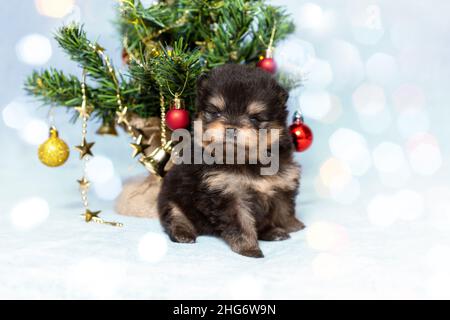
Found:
<box><xmin>209</xmin><ymin>95</ymin><xmax>226</xmax><ymax>110</ymax></box>
<box><xmin>225</xmin><ymin>200</ymin><xmax>259</xmax><ymax>253</ymax></box>
<box><xmin>236</xmin><ymin>127</ymin><xmax>258</xmax><ymax>142</ymax></box>
<box><xmin>203</xmin><ymin>120</ymin><xmax>226</xmax><ymax>149</ymax></box>
<box><xmin>168</xmin><ymin>202</ymin><xmax>196</xmax><ymax>234</ymax></box>
<box><xmin>236</xmin><ymin>200</ymin><xmax>257</xmax><ymax>239</ymax></box>
<box><xmin>203</xmin><ymin>164</ymin><xmax>299</xmax><ymax>196</ymax></box>
<box><xmin>264</xmin><ymin>124</ymin><xmax>284</xmax><ymax>146</ymax></box>
<box><xmin>205</xmin><ymin>121</ymin><xmax>226</xmax><ymax>136</ymax></box>
<box><xmin>247</xmin><ymin>101</ymin><xmax>266</xmax><ymax>114</ymax></box>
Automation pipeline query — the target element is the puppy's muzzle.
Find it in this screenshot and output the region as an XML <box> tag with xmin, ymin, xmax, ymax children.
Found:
<box><xmin>225</xmin><ymin>127</ymin><xmax>237</xmax><ymax>140</ymax></box>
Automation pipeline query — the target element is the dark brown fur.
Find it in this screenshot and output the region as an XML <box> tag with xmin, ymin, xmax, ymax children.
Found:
<box><xmin>157</xmin><ymin>64</ymin><xmax>305</xmax><ymax>258</ymax></box>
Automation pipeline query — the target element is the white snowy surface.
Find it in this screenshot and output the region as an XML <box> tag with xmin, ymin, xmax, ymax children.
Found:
<box><xmin>2</xmin><ymin>0</ymin><xmax>450</xmax><ymax>299</ymax></box>
<box><xmin>0</xmin><ymin>158</ymin><xmax>448</xmax><ymax>300</ymax></box>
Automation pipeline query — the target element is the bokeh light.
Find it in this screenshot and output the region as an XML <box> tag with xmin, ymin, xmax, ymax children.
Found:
<box><xmin>304</xmin><ymin>58</ymin><xmax>333</xmax><ymax>89</ymax></box>
<box><xmin>275</xmin><ymin>36</ymin><xmax>315</xmax><ymax>81</ymax></box>
<box><xmin>306</xmin><ymin>221</ymin><xmax>349</xmax><ymax>252</ymax></box>
<box><xmin>297</xmin><ymin>3</ymin><xmax>324</xmax><ymax>29</ymax></box>
<box><xmin>324</xmin><ymin>39</ymin><xmax>364</xmax><ymax>90</ymax></box>
<box><xmin>378</xmin><ymin>166</ymin><xmax>411</xmax><ymax>188</ymax></box>
<box><xmin>2</xmin><ymin>100</ymin><xmax>31</xmax><ymax>129</ymax></box>
<box><xmin>367</xmin><ymin>194</ymin><xmax>398</xmax><ymax>227</ymax></box>
<box><xmin>94</xmin><ymin>175</ymin><xmax>123</xmax><ymax>201</ymax></box>
<box><xmin>320</xmin><ymin>157</ymin><xmax>352</xmax><ymax>190</ymax></box>
<box><xmin>352</xmin><ymin>83</ymin><xmax>386</xmax><ymax>116</ymax></box>
<box><xmin>16</xmin><ymin>34</ymin><xmax>52</xmax><ymax>66</ymax></box>
<box><xmin>138</xmin><ymin>232</ymin><xmax>168</xmax><ymax>263</ymax></box>
<box><xmin>372</xmin><ymin>142</ymin><xmax>407</xmax><ymax>174</ymax></box>
<box><xmin>329</xmin><ymin>128</ymin><xmax>371</xmax><ymax>176</ymax></box>
<box><xmin>350</xmin><ymin>4</ymin><xmax>384</xmax><ymax>45</ymax></box>
<box><xmin>367</xmin><ymin>189</ymin><xmax>424</xmax><ymax>226</ymax></box>
<box><xmin>329</xmin><ymin>177</ymin><xmax>361</xmax><ymax>205</ymax></box>
<box><xmin>295</xmin><ymin>3</ymin><xmax>334</xmax><ymax>33</ymax></box>
<box><xmin>373</xmin><ymin>142</ymin><xmax>411</xmax><ymax>187</ymax></box>
<box><xmin>394</xmin><ymin>189</ymin><xmax>424</xmax><ymax>221</ymax></box>
<box><xmin>35</xmin><ymin>0</ymin><xmax>75</xmax><ymax>18</ymax></box>
<box><xmin>319</xmin><ymin>156</ymin><xmax>361</xmax><ymax>201</ymax></box>
<box><xmin>86</xmin><ymin>155</ymin><xmax>115</xmax><ymax>184</ymax></box>
<box><xmin>358</xmin><ymin>107</ymin><xmax>392</xmax><ymax>135</ymax></box>
<box><xmin>300</xmin><ymin>89</ymin><xmax>332</xmax><ymax>121</ymax></box>
<box><xmin>390</xmin><ymin>18</ymin><xmax>424</xmax><ymax>51</ymax></box>
<box><xmin>366</xmin><ymin>53</ymin><xmax>399</xmax><ymax>86</ymax></box>
<box><xmin>314</xmin><ymin>176</ymin><xmax>330</xmax><ymax>199</ymax></box>
<box><xmin>20</xmin><ymin>119</ymin><xmax>48</xmax><ymax>145</ymax></box>
<box><xmin>10</xmin><ymin>197</ymin><xmax>49</xmax><ymax>231</ymax></box>
<box><xmin>392</xmin><ymin>84</ymin><xmax>425</xmax><ymax>113</ymax></box>
<box><xmin>406</xmin><ymin>133</ymin><xmax>442</xmax><ymax>176</ymax></box>
<box><xmin>321</xmin><ymin>94</ymin><xmax>342</xmax><ymax>124</ymax></box>
<box><xmin>426</xmin><ymin>186</ymin><xmax>450</xmax><ymax>228</ymax></box>
<box><xmin>397</xmin><ymin>108</ymin><xmax>430</xmax><ymax>138</ymax></box>
<box><xmin>63</xmin><ymin>4</ymin><xmax>81</xmax><ymax>24</ymax></box>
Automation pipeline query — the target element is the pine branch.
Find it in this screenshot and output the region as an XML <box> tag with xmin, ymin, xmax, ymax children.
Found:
<box><xmin>180</xmin><ymin>0</ymin><xmax>294</xmax><ymax>68</ymax></box>
<box><xmin>199</xmin><ymin>0</ymin><xmax>256</xmax><ymax>68</ymax></box>
<box><xmin>55</xmin><ymin>25</ymin><xmax>113</xmax><ymax>82</ymax></box>
<box><xmin>130</xmin><ymin>39</ymin><xmax>202</xmax><ymax>114</ymax></box>
<box><xmin>119</xmin><ymin>0</ymin><xmax>180</xmax><ymax>53</ymax></box>
<box><xmin>25</xmin><ymin>69</ymin><xmax>82</xmax><ymax>107</ymax></box>
<box><xmin>54</xmin><ymin>24</ymin><xmax>156</xmax><ymax>121</ymax></box>
<box><xmin>24</xmin><ymin>69</ymin><xmax>94</xmax><ymax>121</ymax></box>
<box><xmin>176</xmin><ymin>0</ymin><xmax>226</xmax><ymax>45</ymax></box>
<box><xmin>249</xmin><ymin>3</ymin><xmax>295</xmax><ymax>59</ymax></box>
<box><xmin>26</xmin><ymin>0</ymin><xmax>296</xmax><ymax>124</ymax></box>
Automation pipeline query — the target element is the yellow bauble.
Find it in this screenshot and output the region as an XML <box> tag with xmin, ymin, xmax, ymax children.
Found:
<box><xmin>38</xmin><ymin>127</ymin><xmax>70</xmax><ymax>167</ymax></box>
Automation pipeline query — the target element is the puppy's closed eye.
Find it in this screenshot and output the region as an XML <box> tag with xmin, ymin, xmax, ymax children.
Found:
<box><xmin>204</xmin><ymin>106</ymin><xmax>222</xmax><ymax>120</ymax></box>
<box><xmin>249</xmin><ymin>114</ymin><xmax>269</xmax><ymax>126</ymax></box>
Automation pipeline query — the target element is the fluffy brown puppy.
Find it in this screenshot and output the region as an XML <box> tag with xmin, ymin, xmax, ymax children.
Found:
<box><xmin>157</xmin><ymin>64</ymin><xmax>305</xmax><ymax>258</ymax></box>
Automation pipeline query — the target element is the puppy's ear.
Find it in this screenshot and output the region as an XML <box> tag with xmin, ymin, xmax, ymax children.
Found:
<box><xmin>196</xmin><ymin>72</ymin><xmax>209</xmax><ymax>95</ymax></box>
<box><xmin>277</xmin><ymin>84</ymin><xmax>289</xmax><ymax>106</ymax></box>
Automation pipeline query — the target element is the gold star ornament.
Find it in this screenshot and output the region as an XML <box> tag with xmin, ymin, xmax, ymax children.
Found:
<box><xmin>75</xmin><ymin>104</ymin><xmax>94</xmax><ymax>119</ymax></box>
<box><xmin>130</xmin><ymin>134</ymin><xmax>150</xmax><ymax>158</ymax></box>
<box><xmin>116</xmin><ymin>107</ymin><xmax>129</xmax><ymax>125</ymax></box>
<box><xmin>75</xmin><ymin>138</ymin><xmax>95</xmax><ymax>159</ymax></box>
<box><xmin>77</xmin><ymin>177</ymin><xmax>90</xmax><ymax>190</ymax></box>
<box><xmin>83</xmin><ymin>209</ymin><xmax>101</xmax><ymax>222</ymax></box>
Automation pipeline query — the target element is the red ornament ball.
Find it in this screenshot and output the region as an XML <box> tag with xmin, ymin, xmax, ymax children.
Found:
<box><xmin>257</xmin><ymin>57</ymin><xmax>277</xmax><ymax>74</ymax></box>
<box><xmin>121</xmin><ymin>48</ymin><xmax>129</xmax><ymax>65</ymax></box>
<box><xmin>166</xmin><ymin>108</ymin><xmax>190</xmax><ymax>130</ymax></box>
<box><xmin>290</xmin><ymin>121</ymin><xmax>313</xmax><ymax>152</ymax></box>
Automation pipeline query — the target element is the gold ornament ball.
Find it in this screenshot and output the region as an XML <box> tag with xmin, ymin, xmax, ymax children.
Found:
<box><xmin>38</xmin><ymin>127</ymin><xmax>70</xmax><ymax>167</ymax></box>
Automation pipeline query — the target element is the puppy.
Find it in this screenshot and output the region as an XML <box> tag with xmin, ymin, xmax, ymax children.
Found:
<box><xmin>157</xmin><ymin>64</ymin><xmax>305</xmax><ymax>258</ymax></box>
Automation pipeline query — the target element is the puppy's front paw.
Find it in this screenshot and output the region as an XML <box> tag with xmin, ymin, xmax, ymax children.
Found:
<box><xmin>169</xmin><ymin>228</ymin><xmax>197</xmax><ymax>244</ymax></box>
<box><xmin>239</xmin><ymin>248</ymin><xmax>264</xmax><ymax>258</ymax></box>
<box><xmin>285</xmin><ymin>217</ymin><xmax>305</xmax><ymax>233</ymax></box>
<box><xmin>259</xmin><ymin>227</ymin><xmax>290</xmax><ymax>241</ymax></box>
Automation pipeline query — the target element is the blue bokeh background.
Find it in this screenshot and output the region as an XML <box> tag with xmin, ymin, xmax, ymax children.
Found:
<box><xmin>1</xmin><ymin>0</ymin><xmax>450</xmax><ymax>299</ymax></box>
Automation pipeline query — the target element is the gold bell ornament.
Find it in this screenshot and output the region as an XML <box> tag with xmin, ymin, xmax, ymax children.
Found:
<box><xmin>38</xmin><ymin>126</ymin><xmax>70</xmax><ymax>167</ymax></box>
<box><xmin>96</xmin><ymin>119</ymin><xmax>118</xmax><ymax>136</ymax></box>
<box><xmin>139</xmin><ymin>140</ymin><xmax>175</xmax><ymax>177</ymax></box>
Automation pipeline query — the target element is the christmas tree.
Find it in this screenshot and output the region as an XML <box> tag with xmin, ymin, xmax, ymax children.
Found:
<box><xmin>27</xmin><ymin>0</ymin><xmax>301</xmax><ymax>178</ymax></box>
<box><xmin>23</xmin><ymin>0</ymin><xmax>299</xmax><ymax>225</ymax></box>
<box><xmin>25</xmin><ymin>0</ymin><xmax>294</xmax><ymax>129</ymax></box>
